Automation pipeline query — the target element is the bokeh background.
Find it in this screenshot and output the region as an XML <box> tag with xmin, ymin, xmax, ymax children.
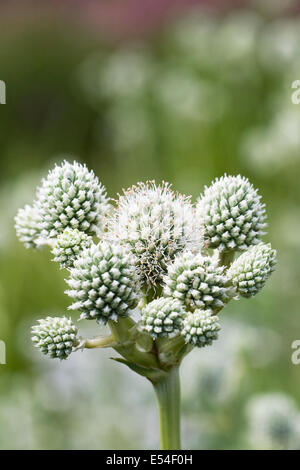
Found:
<box><xmin>0</xmin><ymin>0</ymin><xmax>300</xmax><ymax>449</ymax></box>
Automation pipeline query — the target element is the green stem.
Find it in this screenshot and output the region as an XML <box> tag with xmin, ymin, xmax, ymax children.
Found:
<box><xmin>153</xmin><ymin>366</ymin><xmax>181</xmax><ymax>450</ymax></box>
<box><xmin>219</xmin><ymin>250</ymin><xmax>235</xmax><ymax>269</ymax></box>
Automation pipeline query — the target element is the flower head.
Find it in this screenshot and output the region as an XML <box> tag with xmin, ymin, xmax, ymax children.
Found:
<box><xmin>66</xmin><ymin>241</ymin><xmax>140</xmax><ymax>324</ymax></box>
<box><xmin>181</xmin><ymin>310</ymin><xmax>220</xmax><ymax>347</ymax></box>
<box><xmin>197</xmin><ymin>175</ymin><xmax>266</xmax><ymax>252</ymax></box>
<box><xmin>109</xmin><ymin>181</ymin><xmax>202</xmax><ymax>289</ymax></box>
<box><xmin>35</xmin><ymin>161</ymin><xmax>109</xmax><ymax>241</ymax></box>
<box><xmin>164</xmin><ymin>251</ymin><xmax>233</xmax><ymax>312</ymax></box>
<box><xmin>228</xmin><ymin>242</ymin><xmax>277</xmax><ymax>298</ymax></box>
<box><xmin>141</xmin><ymin>297</ymin><xmax>185</xmax><ymax>339</ymax></box>
<box><xmin>52</xmin><ymin>228</ymin><xmax>92</xmax><ymax>269</ymax></box>
<box><xmin>31</xmin><ymin>316</ymin><xmax>79</xmax><ymax>360</ymax></box>
<box><xmin>15</xmin><ymin>204</ymin><xmax>41</xmax><ymax>249</ymax></box>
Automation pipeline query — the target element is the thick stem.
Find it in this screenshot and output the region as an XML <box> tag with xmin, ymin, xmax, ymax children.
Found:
<box><xmin>153</xmin><ymin>366</ymin><xmax>181</xmax><ymax>450</ymax></box>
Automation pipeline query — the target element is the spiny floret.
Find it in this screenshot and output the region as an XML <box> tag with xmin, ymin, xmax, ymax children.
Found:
<box><xmin>66</xmin><ymin>241</ymin><xmax>140</xmax><ymax>324</ymax></box>
<box><xmin>31</xmin><ymin>316</ymin><xmax>79</xmax><ymax>360</ymax></box>
<box><xmin>108</xmin><ymin>181</ymin><xmax>203</xmax><ymax>289</ymax></box>
<box><xmin>197</xmin><ymin>175</ymin><xmax>266</xmax><ymax>252</ymax></box>
<box><xmin>15</xmin><ymin>204</ymin><xmax>41</xmax><ymax>249</ymax></box>
<box><xmin>164</xmin><ymin>251</ymin><xmax>233</xmax><ymax>312</ymax></box>
<box><xmin>52</xmin><ymin>228</ymin><xmax>92</xmax><ymax>269</ymax></box>
<box><xmin>35</xmin><ymin>160</ymin><xmax>109</xmax><ymax>241</ymax></box>
<box><xmin>228</xmin><ymin>242</ymin><xmax>277</xmax><ymax>298</ymax></box>
<box><xmin>141</xmin><ymin>297</ymin><xmax>185</xmax><ymax>339</ymax></box>
<box><xmin>181</xmin><ymin>310</ymin><xmax>220</xmax><ymax>348</ymax></box>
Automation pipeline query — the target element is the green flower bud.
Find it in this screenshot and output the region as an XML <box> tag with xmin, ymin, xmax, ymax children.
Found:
<box><xmin>164</xmin><ymin>252</ymin><xmax>233</xmax><ymax>312</ymax></box>
<box><xmin>52</xmin><ymin>228</ymin><xmax>92</xmax><ymax>269</ymax></box>
<box><xmin>31</xmin><ymin>316</ymin><xmax>79</xmax><ymax>360</ymax></box>
<box><xmin>181</xmin><ymin>310</ymin><xmax>220</xmax><ymax>348</ymax></box>
<box><xmin>36</xmin><ymin>161</ymin><xmax>109</xmax><ymax>240</ymax></box>
<box><xmin>141</xmin><ymin>297</ymin><xmax>185</xmax><ymax>339</ymax></box>
<box><xmin>197</xmin><ymin>175</ymin><xmax>266</xmax><ymax>252</ymax></box>
<box><xmin>15</xmin><ymin>204</ymin><xmax>41</xmax><ymax>249</ymax></box>
<box><xmin>228</xmin><ymin>242</ymin><xmax>277</xmax><ymax>298</ymax></box>
<box><xmin>66</xmin><ymin>242</ymin><xmax>140</xmax><ymax>324</ymax></box>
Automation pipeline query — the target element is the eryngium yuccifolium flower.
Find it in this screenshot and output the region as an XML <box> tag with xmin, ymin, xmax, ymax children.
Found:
<box><xmin>109</xmin><ymin>181</ymin><xmax>202</xmax><ymax>288</ymax></box>
<box><xmin>36</xmin><ymin>161</ymin><xmax>109</xmax><ymax>240</ymax></box>
<box><xmin>52</xmin><ymin>228</ymin><xmax>92</xmax><ymax>269</ymax></box>
<box><xmin>197</xmin><ymin>175</ymin><xmax>267</xmax><ymax>252</ymax></box>
<box><xmin>141</xmin><ymin>297</ymin><xmax>185</xmax><ymax>338</ymax></box>
<box><xmin>164</xmin><ymin>252</ymin><xmax>232</xmax><ymax>312</ymax></box>
<box><xmin>15</xmin><ymin>204</ymin><xmax>41</xmax><ymax>249</ymax></box>
<box><xmin>66</xmin><ymin>242</ymin><xmax>140</xmax><ymax>324</ymax></box>
<box><xmin>228</xmin><ymin>243</ymin><xmax>277</xmax><ymax>298</ymax></box>
<box><xmin>31</xmin><ymin>316</ymin><xmax>79</xmax><ymax>360</ymax></box>
<box><xmin>181</xmin><ymin>310</ymin><xmax>220</xmax><ymax>348</ymax></box>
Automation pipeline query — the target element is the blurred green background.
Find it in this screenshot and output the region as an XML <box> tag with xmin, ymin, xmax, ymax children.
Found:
<box><xmin>1</xmin><ymin>0</ymin><xmax>300</xmax><ymax>449</ymax></box>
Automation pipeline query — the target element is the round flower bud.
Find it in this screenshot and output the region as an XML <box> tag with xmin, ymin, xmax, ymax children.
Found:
<box><xmin>31</xmin><ymin>316</ymin><xmax>79</xmax><ymax>360</ymax></box>
<box><xmin>108</xmin><ymin>181</ymin><xmax>202</xmax><ymax>289</ymax></box>
<box><xmin>15</xmin><ymin>204</ymin><xmax>41</xmax><ymax>249</ymax></box>
<box><xmin>66</xmin><ymin>242</ymin><xmax>140</xmax><ymax>324</ymax></box>
<box><xmin>181</xmin><ymin>310</ymin><xmax>220</xmax><ymax>348</ymax></box>
<box><xmin>228</xmin><ymin>242</ymin><xmax>277</xmax><ymax>298</ymax></box>
<box><xmin>52</xmin><ymin>228</ymin><xmax>92</xmax><ymax>269</ymax></box>
<box><xmin>197</xmin><ymin>175</ymin><xmax>267</xmax><ymax>252</ymax></box>
<box><xmin>164</xmin><ymin>251</ymin><xmax>233</xmax><ymax>312</ymax></box>
<box><xmin>141</xmin><ymin>297</ymin><xmax>185</xmax><ymax>339</ymax></box>
<box><xmin>36</xmin><ymin>160</ymin><xmax>109</xmax><ymax>240</ymax></box>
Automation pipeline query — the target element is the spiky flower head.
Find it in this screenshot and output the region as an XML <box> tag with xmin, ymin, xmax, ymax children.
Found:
<box><xmin>197</xmin><ymin>175</ymin><xmax>266</xmax><ymax>252</ymax></box>
<box><xmin>15</xmin><ymin>204</ymin><xmax>41</xmax><ymax>249</ymax></box>
<box><xmin>181</xmin><ymin>310</ymin><xmax>220</xmax><ymax>348</ymax></box>
<box><xmin>246</xmin><ymin>393</ymin><xmax>299</xmax><ymax>450</ymax></box>
<box><xmin>141</xmin><ymin>297</ymin><xmax>185</xmax><ymax>339</ymax></box>
<box><xmin>52</xmin><ymin>228</ymin><xmax>93</xmax><ymax>269</ymax></box>
<box><xmin>66</xmin><ymin>241</ymin><xmax>140</xmax><ymax>324</ymax></box>
<box><xmin>31</xmin><ymin>316</ymin><xmax>79</xmax><ymax>360</ymax></box>
<box><xmin>164</xmin><ymin>251</ymin><xmax>233</xmax><ymax>312</ymax></box>
<box><xmin>228</xmin><ymin>243</ymin><xmax>277</xmax><ymax>298</ymax></box>
<box><xmin>35</xmin><ymin>161</ymin><xmax>109</xmax><ymax>241</ymax></box>
<box><xmin>109</xmin><ymin>181</ymin><xmax>202</xmax><ymax>289</ymax></box>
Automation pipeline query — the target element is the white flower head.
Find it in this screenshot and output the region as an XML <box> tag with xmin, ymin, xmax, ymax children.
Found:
<box><xmin>66</xmin><ymin>241</ymin><xmax>141</xmax><ymax>325</ymax></box>
<box><xmin>197</xmin><ymin>174</ymin><xmax>267</xmax><ymax>252</ymax></box>
<box><xmin>109</xmin><ymin>181</ymin><xmax>203</xmax><ymax>289</ymax></box>
<box><xmin>181</xmin><ymin>309</ymin><xmax>220</xmax><ymax>348</ymax></box>
<box><xmin>15</xmin><ymin>204</ymin><xmax>41</xmax><ymax>249</ymax></box>
<box><xmin>164</xmin><ymin>251</ymin><xmax>234</xmax><ymax>312</ymax></box>
<box><xmin>31</xmin><ymin>316</ymin><xmax>79</xmax><ymax>360</ymax></box>
<box><xmin>228</xmin><ymin>242</ymin><xmax>277</xmax><ymax>298</ymax></box>
<box><xmin>141</xmin><ymin>297</ymin><xmax>185</xmax><ymax>339</ymax></box>
<box><xmin>52</xmin><ymin>228</ymin><xmax>93</xmax><ymax>269</ymax></box>
<box><xmin>35</xmin><ymin>160</ymin><xmax>110</xmax><ymax>241</ymax></box>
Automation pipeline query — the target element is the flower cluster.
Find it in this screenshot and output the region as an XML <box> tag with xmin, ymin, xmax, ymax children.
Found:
<box><xmin>15</xmin><ymin>162</ymin><xmax>276</xmax><ymax>363</ymax></box>
<box><xmin>31</xmin><ymin>316</ymin><xmax>79</xmax><ymax>360</ymax></box>
<box><xmin>197</xmin><ymin>175</ymin><xmax>266</xmax><ymax>252</ymax></box>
